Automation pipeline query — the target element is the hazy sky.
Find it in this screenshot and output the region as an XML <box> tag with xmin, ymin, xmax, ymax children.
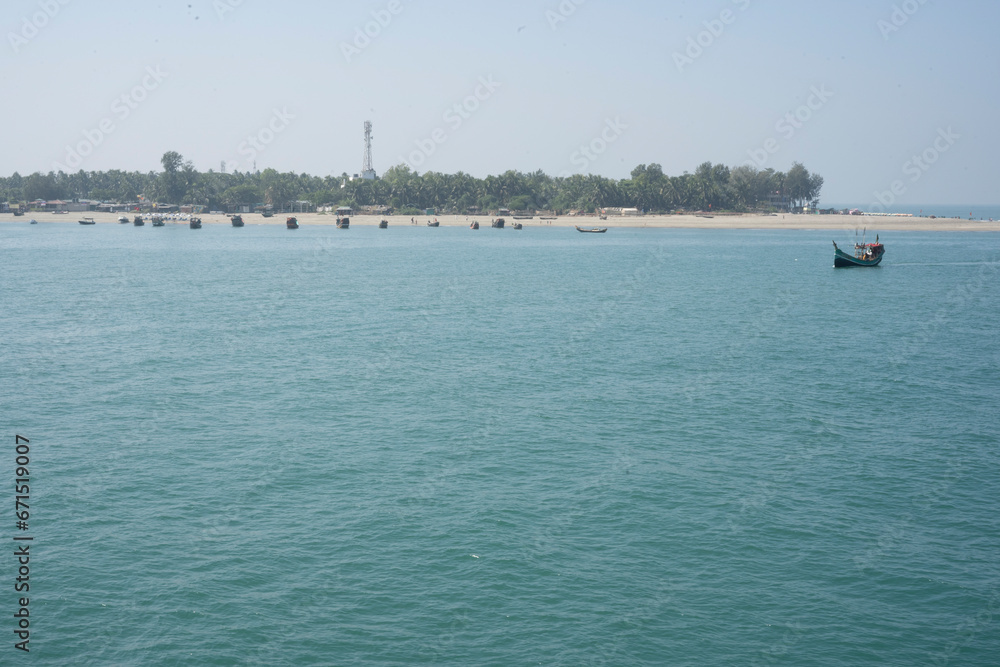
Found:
<box><xmin>2</xmin><ymin>0</ymin><xmax>997</xmax><ymax>205</ymax></box>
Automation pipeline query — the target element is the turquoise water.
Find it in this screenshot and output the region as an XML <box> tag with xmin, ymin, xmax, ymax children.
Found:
<box><xmin>2</xmin><ymin>222</ymin><xmax>999</xmax><ymax>665</ymax></box>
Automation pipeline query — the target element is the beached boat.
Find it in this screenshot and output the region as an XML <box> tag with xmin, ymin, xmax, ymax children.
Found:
<box><xmin>286</xmin><ymin>217</ymin><xmax>299</xmax><ymax>229</ymax></box>
<box><xmin>13</xmin><ymin>210</ymin><xmax>24</xmax><ymax>217</ymax></box>
<box><xmin>133</xmin><ymin>216</ymin><xmax>145</xmax><ymax>226</ymax></box>
<box><xmin>512</xmin><ymin>223</ymin><xmax>523</xmax><ymax>230</ymax></box>
<box><xmin>231</xmin><ymin>215</ymin><xmax>244</xmax><ymax>227</ymax></box>
<box><xmin>151</xmin><ymin>216</ymin><xmax>165</xmax><ymax>227</ymax></box>
<box><xmin>29</xmin><ymin>219</ymin><xmax>37</xmax><ymax>224</ymax></box>
<box><xmin>118</xmin><ymin>216</ymin><xmax>130</xmax><ymax>224</ymax></box>
<box><xmin>53</xmin><ymin>210</ymin><xmax>68</xmax><ymax>215</ymax></box>
<box><xmin>261</xmin><ymin>210</ymin><xmax>273</xmax><ymax>218</ymax></box>
<box><xmin>575</xmin><ymin>226</ymin><xmax>607</xmax><ymax>233</ymax></box>
<box><xmin>379</xmin><ymin>219</ymin><xmax>389</xmax><ymax>228</ymax></box>
<box><xmin>833</xmin><ymin>238</ymin><xmax>884</xmax><ymax>267</ymax></box>
<box><xmin>189</xmin><ymin>217</ymin><xmax>202</xmax><ymax>229</ymax></box>
<box><xmin>513</xmin><ymin>215</ymin><xmax>533</xmax><ymax>220</ymax></box>
<box><xmin>78</xmin><ymin>217</ymin><xmax>96</xmax><ymax>225</ymax></box>
<box><xmin>336</xmin><ymin>217</ymin><xmax>350</xmax><ymax>229</ymax></box>
<box><xmin>427</xmin><ymin>220</ymin><xmax>440</xmax><ymax>227</ymax></box>
<box><xmin>470</xmin><ymin>221</ymin><xmax>479</xmax><ymax>230</ymax></box>
<box><xmin>492</xmin><ymin>218</ymin><xmax>505</xmax><ymax>229</ymax></box>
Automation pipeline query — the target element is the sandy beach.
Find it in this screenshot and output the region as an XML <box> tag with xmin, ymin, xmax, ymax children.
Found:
<box><xmin>7</xmin><ymin>211</ymin><xmax>1000</xmax><ymax>232</ymax></box>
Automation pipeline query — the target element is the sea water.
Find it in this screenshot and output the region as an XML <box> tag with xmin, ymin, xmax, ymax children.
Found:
<box><xmin>1</xmin><ymin>222</ymin><xmax>998</xmax><ymax>665</ymax></box>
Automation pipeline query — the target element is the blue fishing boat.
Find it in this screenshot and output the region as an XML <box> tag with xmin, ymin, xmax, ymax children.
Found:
<box><xmin>833</xmin><ymin>237</ymin><xmax>884</xmax><ymax>267</ymax></box>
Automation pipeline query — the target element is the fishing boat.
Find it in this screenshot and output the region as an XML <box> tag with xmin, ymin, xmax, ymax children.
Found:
<box><xmin>427</xmin><ymin>220</ymin><xmax>440</xmax><ymax>227</ymax></box>
<box><xmin>118</xmin><ymin>216</ymin><xmax>130</xmax><ymax>224</ymax></box>
<box><xmin>133</xmin><ymin>216</ymin><xmax>145</xmax><ymax>226</ymax></box>
<box><xmin>29</xmin><ymin>219</ymin><xmax>37</xmax><ymax>224</ymax></box>
<box><xmin>78</xmin><ymin>217</ymin><xmax>96</xmax><ymax>225</ymax></box>
<box><xmin>336</xmin><ymin>216</ymin><xmax>350</xmax><ymax>229</ymax></box>
<box><xmin>151</xmin><ymin>216</ymin><xmax>165</xmax><ymax>227</ymax></box>
<box><xmin>286</xmin><ymin>216</ymin><xmax>299</xmax><ymax>229</ymax></box>
<box><xmin>13</xmin><ymin>210</ymin><xmax>24</xmax><ymax>217</ymax></box>
<box><xmin>833</xmin><ymin>237</ymin><xmax>885</xmax><ymax>267</ymax></box>
<box><xmin>261</xmin><ymin>209</ymin><xmax>274</xmax><ymax>218</ymax></box>
<box><xmin>492</xmin><ymin>218</ymin><xmax>505</xmax><ymax>229</ymax></box>
<box><xmin>512</xmin><ymin>223</ymin><xmax>523</xmax><ymax>230</ymax></box>
<box><xmin>575</xmin><ymin>226</ymin><xmax>607</xmax><ymax>233</ymax></box>
<box><xmin>231</xmin><ymin>215</ymin><xmax>244</xmax><ymax>227</ymax></box>
<box><xmin>470</xmin><ymin>221</ymin><xmax>480</xmax><ymax>230</ymax></box>
<box><xmin>54</xmin><ymin>210</ymin><xmax>68</xmax><ymax>215</ymax></box>
<box><xmin>513</xmin><ymin>215</ymin><xmax>533</xmax><ymax>220</ymax></box>
<box><xmin>189</xmin><ymin>217</ymin><xmax>202</xmax><ymax>229</ymax></box>
<box><xmin>379</xmin><ymin>219</ymin><xmax>389</xmax><ymax>229</ymax></box>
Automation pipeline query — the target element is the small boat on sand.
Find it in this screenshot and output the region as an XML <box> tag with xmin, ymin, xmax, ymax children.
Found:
<box><xmin>833</xmin><ymin>237</ymin><xmax>885</xmax><ymax>267</ymax></box>
<box><xmin>231</xmin><ymin>215</ymin><xmax>244</xmax><ymax>227</ymax></box>
<box><xmin>78</xmin><ymin>217</ymin><xmax>96</xmax><ymax>225</ymax></box>
<box><xmin>427</xmin><ymin>220</ymin><xmax>440</xmax><ymax>227</ymax></box>
<box><xmin>286</xmin><ymin>216</ymin><xmax>299</xmax><ymax>229</ymax></box>
<box><xmin>379</xmin><ymin>219</ymin><xmax>389</xmax><ymax>229</ymax></box>
<box><xmin>118</xmin><ymin>216</ymin><xmax>130</xmax><ymax>224</ymax></box>
<box><xmin>575</xmin><ymin>226</ymin><xmax>607</xmax><ymax>233</ymax></box>
<box><xmin>189</xmin><ymin>217</ymin><xmax>202</xmax><ymax>229</ymax></box>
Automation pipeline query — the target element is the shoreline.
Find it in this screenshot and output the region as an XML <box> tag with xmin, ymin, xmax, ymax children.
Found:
<box><xmin>5</xmin><ymin>212</ymin><xmax>1000</xmax><ymax>232</ymax></box>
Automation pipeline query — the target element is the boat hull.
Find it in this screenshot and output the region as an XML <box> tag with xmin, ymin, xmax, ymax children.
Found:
<box><xmin>834</xmin><ymin>247</ymin><xmax>883</xmax><ymax>267</ymax></box>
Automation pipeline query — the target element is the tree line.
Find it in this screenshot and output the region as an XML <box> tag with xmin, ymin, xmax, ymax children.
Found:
<box><xmin>1</xmin><ymin>152</ymin><xmax>824</xmax><ymax>214</ymax></box>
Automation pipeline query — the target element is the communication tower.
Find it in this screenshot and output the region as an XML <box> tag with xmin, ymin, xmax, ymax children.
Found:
<box><xmin>361</xmin><ymin>121</ymin><xmax>376</xmax><ymax>180</ymax></box>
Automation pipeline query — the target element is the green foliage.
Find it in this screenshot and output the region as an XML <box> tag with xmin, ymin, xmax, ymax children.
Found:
<box><xmin>0</xmin><ymin>154</ymin><xmax>824</xmax><ymax>213</ymax></box>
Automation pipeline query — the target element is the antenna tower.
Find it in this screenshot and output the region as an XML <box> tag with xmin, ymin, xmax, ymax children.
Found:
<box><xmin>361</xmin><ymin>121</ymin><xmax>376</xmax><ymax>180</ymax></box>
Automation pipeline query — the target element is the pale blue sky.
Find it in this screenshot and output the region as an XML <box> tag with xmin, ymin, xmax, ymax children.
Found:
<box><xmin>2</xmin><ymin>0</ymin><xmax>997</xmax><ymax>204</ymax></box>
